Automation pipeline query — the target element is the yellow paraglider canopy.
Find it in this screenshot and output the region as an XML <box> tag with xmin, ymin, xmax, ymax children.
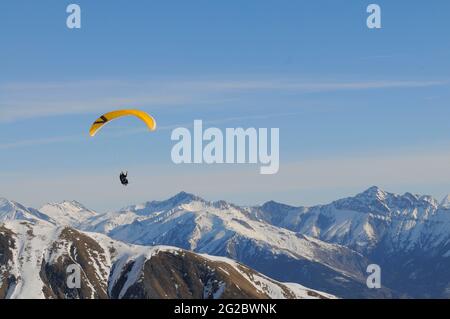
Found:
<box><xmin>89</xmin><ymin>109</ymin><xmax>157</xmax><ymax>137</ymax></box>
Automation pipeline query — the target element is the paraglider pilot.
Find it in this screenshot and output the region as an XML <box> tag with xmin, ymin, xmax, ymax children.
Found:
<box><xmin>120</xmin><ymin>171</ymin><xmax>129</xmax><ymax>186</ymax></box>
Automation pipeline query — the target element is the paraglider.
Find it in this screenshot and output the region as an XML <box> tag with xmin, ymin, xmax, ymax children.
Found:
<box><xmin>119</xmin><ymin>171</ymin><xmax>129</xmax><ymax>186</ymax></box>
<box><xmin>89</xmin><ymin>109</ymin><xmax>157</xmax><ymax>137</ymax></box>
<box><xmin>89</xmin><ymin>109</ymin><xmax>157</xmax><ymax>187</ymax></box>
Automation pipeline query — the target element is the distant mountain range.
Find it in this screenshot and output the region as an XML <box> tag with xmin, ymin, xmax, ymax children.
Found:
<box><xmin>1</xmin><ymin>186</ymin><xmax>449</xmax><ymax>298</ymax></box>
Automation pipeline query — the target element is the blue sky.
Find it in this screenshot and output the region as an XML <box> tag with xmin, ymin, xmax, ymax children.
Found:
<box><xmin>1</xmin><ymin>1</ymin><xmax>450</xmax><ymax>211</ymax></box>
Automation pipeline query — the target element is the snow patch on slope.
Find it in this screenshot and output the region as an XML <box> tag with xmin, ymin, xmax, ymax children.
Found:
<box><xmin>3</xmin><ymin>221</ymin><xmax>62</xmax><ymax>298</ymax></box>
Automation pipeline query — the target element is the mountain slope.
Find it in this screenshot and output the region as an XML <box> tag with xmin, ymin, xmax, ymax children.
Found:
<box><xmin>0</xmin><ymin>220</ymin><xmax>333</xmax><ymax>299</ymax></box>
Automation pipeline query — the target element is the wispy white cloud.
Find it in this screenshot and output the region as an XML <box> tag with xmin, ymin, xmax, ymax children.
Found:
<box><xmin>0</xmin><ymin>135</ymin><xmax>85</xmax><ymax>150</ymax></box>
<box><xmin>0</xmin><ymin>111</ymin><xmax>299</xmax><ymax>149</ymax></box>
<box><xmin>189</xmin><ymin>79</ymin><xmax>446</xmax><ymax>91</ymax></box>
<box><xmin>1</xmin><ymin>77</ymin><xmax>446</xmax><ymax>122</ymax></box>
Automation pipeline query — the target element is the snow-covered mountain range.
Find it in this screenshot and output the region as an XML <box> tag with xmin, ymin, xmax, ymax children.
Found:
<box><xmin>255</xmin><ymin>187</ymin><xmax>450</xmax><ymax>297</ymax></box>
<box><xmin>1</xmin><ymin>186</ymin><xmax>449</xmax><ymax>298</ymax></box>
<box><xmin>255</xmin><ymin>186</ymin><xmax>450</xmax><ymax>253</ymax></box>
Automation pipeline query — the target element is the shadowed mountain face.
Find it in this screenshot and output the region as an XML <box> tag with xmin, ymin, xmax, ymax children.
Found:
<box><xmin>1</xmin><ymin>186</ymin><xmax>449</xmax><ymax>298</ymax></box>
<box><xmin>0</xmin><ymin>220</ymin><xmax>333</xmax><ymax>299</ymax></box>
<box><xmin>0</xmin><ymin>225</ymin><xmax>16</xmax><ymax>299</ymax></box>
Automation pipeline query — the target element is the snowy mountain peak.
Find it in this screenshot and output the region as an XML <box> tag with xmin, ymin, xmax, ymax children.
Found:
<box><xmin>119</xmin><ymin>191</ymin><xmax>204</xmax><ymax>216</ymax></box>
<box><xmin>0</xmin><ymin>197</ymin><xmax>24</xmax><ymax>211</ymax></box>
<box><xmin>262</xmin><ymin>200</ymin><xmax>297</xmax><ymax>211</ymax></box>
<box><xmin>331</xmin><ymin>186</ymin><xmax>391</xmax><ymax>214</ymax></box>
<box><xmin>0</xmin><ymin>197</ymin><xmax>41</xmax><ymax>222</ymax></box>
<box><xmin>0</xmin><ymin>197</ymin><xmax>14</xmax><ymax>210</ymax></box>
<box><xmin>333</xmin><ymin>186</ymin><xmax>441</xmax><ymax>216</ymax></box>
<box><xmin>51</xmin><ymin>199</ymin><xmax>90</xmax><ymax>209</ymax></box>
<box><xmin>39</xmin><ymin>200</ymin><xmax>97</xmax><ymax>226</ymax></box>
<box><xmin>440</xmin><ymin>195</ymin><xmax>450</xmax><ymax>209</ymax></box>
<box><xmin>397</xmin><ymin>192</ymin><xmax>439</xmax><ymax>209</ymax></box>
<box><xmin>359</xmin><ymin>186</ymin><xmax>387</xmax><ymax>201</ymax></box>
<box><xmin>418</xmin><ymin>195</ymin><xmax>439</xmax><ymax>207</ymax></box>
<box><xmin>402</xmin><ymin>192</ymin><xmax>417</xmax><ymax>200</ymax></box>
<box><xmin>168</xmin><ymin>191</ymin><xmax>204</xmax><ymax>205</ymax></box>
